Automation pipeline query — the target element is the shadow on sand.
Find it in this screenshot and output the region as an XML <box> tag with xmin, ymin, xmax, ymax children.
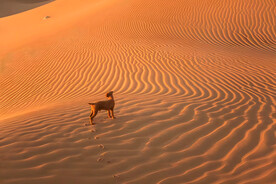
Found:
<box><xmin>0</xmin><ymin>0</ymin><xmax>55</xmax><ymax>18</ymax></box>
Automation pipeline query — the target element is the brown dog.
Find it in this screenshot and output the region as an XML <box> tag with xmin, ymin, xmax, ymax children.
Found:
<box><xmin>88</xmin><ymin>91</ymin><xmax>115</xmax><ymax>124</ymax></box>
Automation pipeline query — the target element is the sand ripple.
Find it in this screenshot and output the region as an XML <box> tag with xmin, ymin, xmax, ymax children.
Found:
<box><xmin>0</xmin><ymin>0</ymin><xmax>275</xmax><ymax>183</ymax></box>
<box><xmin>1</xmin><ymin>92</ymin><xmax>275</xmax><ymax>183</ymax></box>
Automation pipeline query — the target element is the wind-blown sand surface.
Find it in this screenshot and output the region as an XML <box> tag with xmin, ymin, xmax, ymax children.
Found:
<box><xmin>0</xmin><ymin>0</ymin><xmax>276</xmax><ymax>183</ymax></box>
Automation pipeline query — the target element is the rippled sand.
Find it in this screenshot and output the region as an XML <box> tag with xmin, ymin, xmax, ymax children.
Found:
<box><xmin>0</xmin><ymin>0</ymin><xmax>275</xmax><ymax>183</ymax></box>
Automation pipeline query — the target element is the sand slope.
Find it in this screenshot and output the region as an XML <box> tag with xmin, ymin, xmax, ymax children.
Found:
<box><xmin>0</xmin><ymin>0</ymin><xmax>276</xmax><ymax>183</ymax></box>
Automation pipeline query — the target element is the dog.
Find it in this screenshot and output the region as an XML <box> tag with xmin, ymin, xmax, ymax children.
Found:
<box><xmin>88</xmin><ymin>91</ymin><xmax>115</xmax><ymax>124</ymax></box>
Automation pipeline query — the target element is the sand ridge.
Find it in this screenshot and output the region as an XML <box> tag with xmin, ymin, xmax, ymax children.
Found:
<box><xmin>0</xmin><ymin>0</ymin><xmax>276</xmax><ymax>183</ymax></box>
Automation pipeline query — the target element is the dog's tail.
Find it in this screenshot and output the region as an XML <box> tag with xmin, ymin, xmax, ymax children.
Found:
<box><xmin>88</xmin><ymin>103</ymin><xmax>95</xmax><ymax>105</ymax></box>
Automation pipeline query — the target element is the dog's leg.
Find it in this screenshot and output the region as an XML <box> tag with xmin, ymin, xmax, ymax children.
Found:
<box><xmin>90</xmin><ymin>111</ymin><xmax>94</xmax><ymax>117</ymax></box>
<box><xmin>89</xmin><ymin>110</ymin><xmax>94</xmax><ymax>125</ymax></box>
<box><xmin>107</xmin><ymin>110</ymin><xmax>111</xmax><ymax>118</ymax></box>
<box><xmin>89</xmin><ymin>116</ymin><xmax>94</xmax><ymax>125</ymax></box>
<box><xmin>90</xmin><ymin>109</ymin><xmax>98</xmax><ymax>120</ymax></box>
<box><xmin>89</xmin><ymin>109</ymin><xmax>98</xmax><ymax>125</ymax></box>
<box><xmin>111</xmin><ymin>108</ymin><xmax>116</xmax><ymax>119</ymax></box>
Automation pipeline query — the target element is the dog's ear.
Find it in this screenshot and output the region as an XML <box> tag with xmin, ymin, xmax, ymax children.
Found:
<box><xmin>106</xmin><ymin>91</ymin><xmax>113</xmax><ymax>97</ymax></box>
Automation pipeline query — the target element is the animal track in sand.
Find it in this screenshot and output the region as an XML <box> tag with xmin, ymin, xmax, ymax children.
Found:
<box><xmin>43</xmin><ymin>16</ymin><xmax>51</xmax><ymax>20</ymax></box>
<box><xmin>97</xmin><ymin>157</ymin><xmax>104</xmax><ymax>162</ymax></box>
<box><xmin>0</xmin><ymin>0</ymin><xmax>275</xmax><ymax>183</ymax></box>
<box><xmin>98</xmin><ymin>144</ymin><xmax>105</xmax><ymax>149</ymax></box>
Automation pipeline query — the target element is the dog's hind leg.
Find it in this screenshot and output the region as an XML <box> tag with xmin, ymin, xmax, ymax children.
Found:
<box><xmin>89</xmin><ymin>110</ymin><xmax>94</xmax><ymax>125</ymax></box>
<box><xmin>90</xmin><ymin>113</ymin><xmax>95</xmax><ymax>125</ymax></box>
<box><xmin>90</xmin><ymin>110</ymin><xmax>98</xmax><ymax>120</ymax></box>
<box><xmin>89</xmin><ymin>116</ymin><xmax>94</xmax><ymax>125</ymax></box>
<box><xmin>90</xmin><ymin>111</ymin><xmax>94</xmax><ymax>117</ymax></box>
<box><xmin>89</xmin><ymin>109</ymin><xmax>98</xmax><ymax>125</ymax></box>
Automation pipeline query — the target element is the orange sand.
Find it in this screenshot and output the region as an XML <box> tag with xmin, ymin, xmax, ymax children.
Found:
<box><xmin>0</xmin><ymin>0</ymin><xmax>275</xmax><ymax>183</ymax></box>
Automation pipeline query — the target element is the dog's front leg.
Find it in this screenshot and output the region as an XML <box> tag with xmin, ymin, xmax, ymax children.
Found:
<box><xmin>107</xmin><ymin>110</ymin><xmax>111</xmax><ymax>118</ymax></box>
<box><xmin>111</xmin><ymin>108</ymin><xmax>116</xmax><ymax>119</ymax></box>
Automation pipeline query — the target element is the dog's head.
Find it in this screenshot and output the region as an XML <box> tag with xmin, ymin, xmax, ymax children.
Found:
<box><xmin>106</xmin><ymin>91</ymin><xmax>114</xmax><ymax>98</ymax></box>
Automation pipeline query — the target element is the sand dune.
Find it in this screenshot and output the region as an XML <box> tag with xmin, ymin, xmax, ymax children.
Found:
<box><xmin>0</xmin><ymin>0</ymin><xmax>54</xmax><ymax>18</ymax></box>
<box><xmin>0</xmin><ymin>0</ymin><xmax>275</xmax><ymax>183</ymax></box>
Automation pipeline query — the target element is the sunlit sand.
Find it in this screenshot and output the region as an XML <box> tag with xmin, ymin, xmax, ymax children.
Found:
<box><xmin>0</xmin><ymin>0</ymin><xmax>275</xmax><ymax>183</ymax></box>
